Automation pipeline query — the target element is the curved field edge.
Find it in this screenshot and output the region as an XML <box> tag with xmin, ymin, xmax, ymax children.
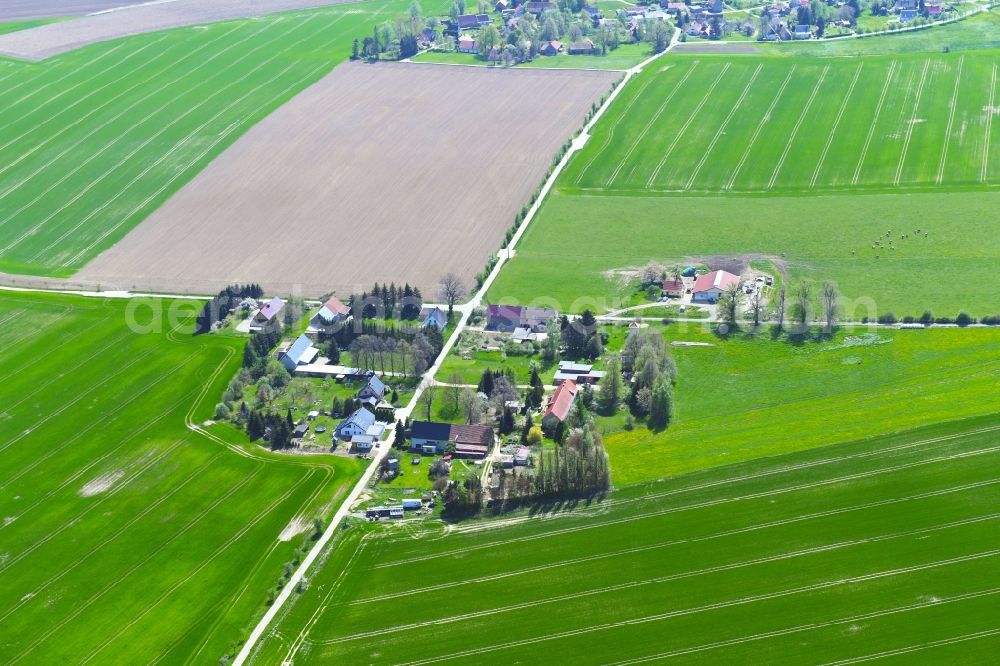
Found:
<box><xmin>0</xmin><ymin>291</ymin><xmax>365</xmax><ymax>663</ymax></box>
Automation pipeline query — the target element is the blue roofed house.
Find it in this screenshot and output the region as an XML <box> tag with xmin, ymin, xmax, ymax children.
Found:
<box><xmin>794</xmin><ymin>24</ymin><xmax>812</xmax><ymax>39</ymax></box>
<box><xmin>335</xmin><ymin>408</ymin><xmax>376</xmax><ymax>440</ymax></box>
<box><xmin>358</xmin><ymin>373</ymin><xmax>387</xmax><ymax>402</ymax></box>
<box><xmin>279</xmin><ymin>334</ymin><xmax>319</xmax><ymax>372</ymax></box>
<box><xmin>419</xmin><ymin>306</ymin><xmax>448</xmax><ymax>331</ymax></box>
<box><xmin>898</xmin><ymin>8</ymin><xmax>917</xmax><ymax>21</ymax></box>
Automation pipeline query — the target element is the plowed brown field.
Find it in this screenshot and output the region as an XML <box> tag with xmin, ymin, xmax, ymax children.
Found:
<box><xmin>77</xmin><ymin>62</ymin><xmax>618</xmax><ymax>296</ymax></box>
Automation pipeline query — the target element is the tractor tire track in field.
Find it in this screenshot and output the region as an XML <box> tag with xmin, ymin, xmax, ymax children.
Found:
<box><xmin>767</xmin><ymin>64</ymin><xmax>829</xmax><ymax>190</ymax></box>
<box><xmin>0</xmin><ymin>347</ymin><xmax>157</xmax><ymax>453</ymax></box>
<box><xmin>1</xmin><ymin>379</ymin><xmax>198</xmax><ymax>524</ymax></box>
<box><xmin>0</xmin><ymin>35</ymin><xmax>167</xmax><ymax>142</ymax></box>
<box><xmin>377</xmin><ymin>442</ymin><xmax>1000</xmax><ymax>568</ymax></box>
<box><xmin>575</xmin><ymin>75</ymin><xmax>658</xmax><ymax>186</ymax></box>
<box><xmin>604</xmin><ymin>63</ymin><xmax>698</xmax><ymax>187</ymax></box>
<box><xmin>281</xmin><ymin>533</ymin><xmax>378</xmax><ymax>664</ymax></box>
<box><xmin>646</xmin><ymin>62</ymin><xmax>731</xmax><ymax>188</ymax></box>
<box><xmin>685</xmin><ymin>63</ymin><xmax>762</xmax><ymax>191</ymax></box>
<box><xmin>983</xmin><ymin>63</ymin><xmax>997</xmax><ymax>183</ymax></box>
<box><xmin>347</xmin><ymin>514</ymin><xmax>999</xmax><ymax>610</ymax></box>
<box><xmin>0</xmin><ymin>303</ymin><xmax>76</xmax><ymax>362</ymax></box>
<box><xmin>63</xmin><ymin>59</ymin><xmax>331</xmax><ymax>267</ymax></box>
<box><xmin>894</xmin><ymin>58</ymin><xmax>931</xmax><ymax>186</ymax></box>
<box><xmin>853</xmin><ymin>60</ymin><xmax>898</xmax><ymax>185</ymax></box>
<box><xmin>0</xmin><ymin>40</ymin><xmax>128</xmax><ymax>114</ymax></box>
<box><xmin>610</xmin><ymin>589</ymin><xmax>1000</xmax><ymax>665</ymax></box>
<box><xmin>5</xmin><ymin>467</ymin><xmax>263</xmax><ymax>663</ymax></box>
<box><xmin>819</xmin><ymin>626</ymin><xmax>1000</xmax><ymax>665</ymax></box>
<box><xmin>725</xmin><ymin>65</ymin><xmax>796</xmax><ymax>190</ymax></box>
<box><xmin>0</xmin><ymin>438</ymin><xmax>186</xmax><ymax>574</ymax></box>
<box><xmin>0</xmin><ymin>315</ymin><xmax>104</xmax><ymax>385</ymax></box>
<box><xmin>937</xmin><ymin>56</ymin><xmax>964</xmax><ymax>184</ymax></box>
<box><xmin>811</xmin><ymin>62</ymin><xmax>863</xmax><ymax>189</ymax></box>
<box><xmin>0</xmin><ymin>452</ymin><xmax>220</xmax><ymax>624</ymax></box>
<box><xmin>0</xmin><ymin>21</ymin><xmax>251</xmax><ymax>206</ymax></box>
<box><xmin>0</xmin><ymin>17</ymin><xmax>313</xmax><ymax>256</ymax></box>
<box><xmin>76</xmin><ymin>470</ymin><xmax>318</xmax><ymax>664</ymax></box>
<box><xmin>395</xmin><ymin>551</ymin><xmax>1000</xmax><ymax>665</ymax></box>
<box><xmin>392</xmin><ymin>420</ymin><xmax>1000</xmax><ymax>546</ymax></box>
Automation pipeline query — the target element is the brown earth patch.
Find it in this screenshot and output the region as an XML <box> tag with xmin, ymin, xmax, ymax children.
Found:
<box><xmin>1</xmin><ymin>1</ymin><xmax>134</xmax><ymax>21</ymax></box>
<box><xmin>77</xmin><ymin>62</ymin><xmax>618</xmax><ymax>297</ymax></box>
<box><xmin>673</xmin><ymin>43</ymin><xmax>760</xmax><ymax>55</ymax></box>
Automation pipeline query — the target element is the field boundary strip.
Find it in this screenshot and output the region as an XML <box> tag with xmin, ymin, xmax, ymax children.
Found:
<box><xmin>646</xmin><ymin>62</ymin><xmax>731</xmax><ymax>188</ymax></box>
<box><xmin>608</xmin><ymin>589</ymin><xmax>1000</xmax><ymax>665</ymax></box>
<box><xmin>936</xmin><ymin>56</ymin><xmax>964</xmax><ymax>184</ymax></box>
<box><xmin>853</xmin><ymin>60</ymin><xmax>898</xmax><ymax>185</ymax></box>
<box><xmin>767</xmin><ymin>64</ymin><xmax>829</xmax><ymax>190</ymax></box>
<box><xmin>894</xmin><ymin>58</ymin><xmax>931</xmax><ymax>186</ymax></box>
<box><xmin>605</xmin><ymin>63</ymin><xmax>698</xmax><ymax>187</ymax></box>
<box><xmin>811</xmin><ymin>62</ymin><xmax>863</xmax><ymax>188</ymax></box>
<box><xmin>725</xmin><ymin>64</ymin><xmax>796</xmax><ymax>190</ymax></box>
<box><xmin>394</xmin><ymin>551</ymin><xmax>1000</xmax><ymax>665</ymax></box>
<box><xmin>983</xmin><ymin>63</ymin><xmax>997</xmax><ymax>183</ymax></box>
<box><xmin>685</xmin><ymin>63</ymin><xmax>762</xmax><ymax>190</ymax></box>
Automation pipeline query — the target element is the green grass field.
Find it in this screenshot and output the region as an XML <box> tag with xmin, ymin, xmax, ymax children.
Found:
<box><xmin>248</xmin><ymin>414</ymin><xmax>1000</xmax><ymax>663</ymax></box>
<box><xmin>0</xmin><ymin>291</ymin><xmax>364</xmax><ymax>663</ymax></box>
<box><xmin>601</xmin><ymin>325</ymin><xmax>1000</xmax><ymax>485</ymax></box>
<box><xmin>487</xmin><ymin>189</ymin><xmax>1000</xmax><ymax>316</ymax></box>
<box><xmin>566</xmin><ymin>52</ymin><xmax>1000</xmax><ymax>193</ymax></box>
<box><xmin>0</xmin><ymin>0</ymin><xmax>440</xmax><ymax>278</ymax></box>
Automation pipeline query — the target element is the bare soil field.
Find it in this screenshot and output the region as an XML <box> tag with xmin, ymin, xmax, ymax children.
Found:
<box><xmin>672</xmin><ymin>42</ymin><xmax>760</xmax><ymax>54</ymax></box>
<box><xmin>0</xmin><ymin>1</ymin><xmax>134</xmax><ymax>21</ymax></box>
<box><xmin>76</xmin><ymin>62</ymin><xmax>618</xmax><ymax>297</ymax></box>
<box><xmin>0</xmin><ymin>0</ymin><xmax>356</xmax><ymax>60</ymax></box>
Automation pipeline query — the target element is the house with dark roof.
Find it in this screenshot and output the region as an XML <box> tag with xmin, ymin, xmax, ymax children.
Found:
<box><xmin>553</xmin><ymin>361</ymin><xmax>606</xmax><ymax>385</ymax></box>
<box><xmin>280</xmin><ymin>334</ymin><xmax>319</xmax><ymax>371</ymax></box>
<box><xmin>539</xmin><ymin>40</ymin><xmax>563</xmax><ymax>56</ymax></box>
<box><xmin>486</xmin><ymin>305</ymin><xmax>558</xmax><ymax>333</ymax></box>
<box><xmin>898</xmin><ymin>9</ymin><xmax>917</xmax><ymax>21</ymax></box>
<box><xmin>410</xmin><ymin>421</ymin><xmax>453</xmax><ymax>454</ymax></box>
<box><xmin>408</xmin><ymin>421</ymin><xmax>495</xmax><ymax>457</ymax></box>
<box><xmin>793</xmin><ymin>24</ymin><xmax>812</xmax><ymax>38</ymax></box>
<box><xmin>542</xmin><ymin>380</ymin><xmax>578</xmax><ymax>428</ymax></box>
<box><xmin>691</xmin><ymin>270</ymin><xmax>740</xmax><ymax>303</ymax></box>
<box><xmin>568</xmin><ymin>38</ymin><xmax>595</xmax><ymax>54</ymax></box>
<box><xmin>524</xmin><ymin>1</ymin><xmax>555</xmax><ymax>14</ymax></box>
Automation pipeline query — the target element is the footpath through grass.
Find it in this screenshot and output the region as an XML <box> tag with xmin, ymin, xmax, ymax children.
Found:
<box><xmin>0</xmin><ymin>0</ymin><xmax>443</xmax><ymax>278</ymax></box>
<box><xmin>0</xmin><ymin>291</ymin><xmax>364</xmax><ymax>663</ymax></box>
<box><xmin>250</xmin><ymin>414</ymin><xmax>1000</xmax><ymax>663</ymax></box>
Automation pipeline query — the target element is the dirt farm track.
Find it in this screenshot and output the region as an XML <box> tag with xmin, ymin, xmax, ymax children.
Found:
<box><xmin>76</xmin><ymin>62</ymin><xmax>618</xmax><ymax>297</ymax></box>
<box><xmin>0</xmin><ymin>0</ymin><xmax>357</xmax><ymax>60</ymax></box>
<box><xmin>0</xmin><ymin>1</ymin><xmax>134</xmax><ymax>21</ymax></box>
